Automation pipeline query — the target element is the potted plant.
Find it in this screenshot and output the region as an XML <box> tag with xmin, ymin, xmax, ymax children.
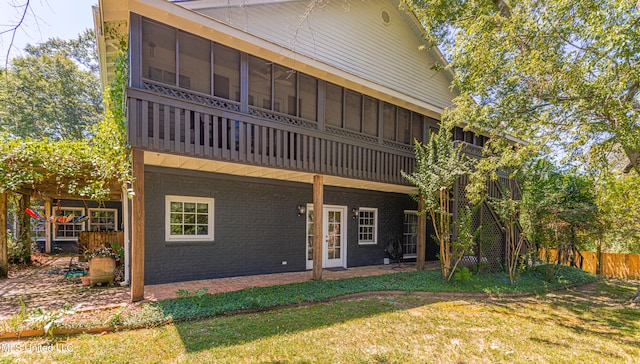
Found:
<box><xmin>84</xmin><ymin>243</ymin><xmax>120</xmax><ymax>287</ymax></box>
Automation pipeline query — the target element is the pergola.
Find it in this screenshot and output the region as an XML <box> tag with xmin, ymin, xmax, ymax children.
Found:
<box><xmin>0</xmin><ymin>176</ymin><xmax>123</xmax><ymax>278</ymax></box>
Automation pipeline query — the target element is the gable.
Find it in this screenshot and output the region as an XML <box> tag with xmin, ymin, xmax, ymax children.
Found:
<box><xmin>183</xmin><ymin>0</ymin><xmax>456</xmax><ymax>114</ymax></box>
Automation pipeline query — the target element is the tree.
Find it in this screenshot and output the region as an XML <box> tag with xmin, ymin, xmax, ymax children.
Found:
<box><xmin>24</xmin><ymin>29</ymin><xmax>99</xmax><ymax>73</ymax></box>
<box><xmin>403</xmin><ymin>124</ymin><xmax>474</xmax><ymax>280</ymax></box>
<box><xmin>405</xmin><ymin>0</ymin><xmax>640</xmax><ymax>174</ymax></box>
<box><xmin>0</xmin><ymin>50</ymin><xmax>102</xmax><ymax>139</ymax></box>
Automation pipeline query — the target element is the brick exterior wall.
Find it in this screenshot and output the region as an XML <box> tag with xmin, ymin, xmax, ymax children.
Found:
<box><xmin>144</xmin><ymin>166</ymin><xmax>416</xmax><ymax>284</ymax></box>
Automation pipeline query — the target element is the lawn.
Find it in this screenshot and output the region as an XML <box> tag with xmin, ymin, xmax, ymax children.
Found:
<box><xmin>1</xmin><ymin>277</ymin><xmax>638</xmax><ymax>363</ymax></box>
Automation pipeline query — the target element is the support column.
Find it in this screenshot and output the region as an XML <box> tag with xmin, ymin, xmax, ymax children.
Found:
<box><xmin>44</xmin><ymin>199</ymin><xmax>52</xmax><ymax>254</ymax></box>
<box><xmin>312</xmin><ymin>174</ymin><xmax>324</xmax><ymax>280</ymax></box>
<box><xmin>0</xmin><ymin>193</ymin><xmax>7</xmax><ymax>278</ymax></box>
<box><xmin>416</xmin><ymin>195</ymin><xmax>427</xmax><ymax>270</ymax></box>
<box><xmin>131</xmin><ymin>149</ymin><xmax>145</xmax><ymax>302</ymax></box>
<box><xmin>18</xmin><ymin>193</ymin><xmax>31</xmax><ymax>263</ymax></box>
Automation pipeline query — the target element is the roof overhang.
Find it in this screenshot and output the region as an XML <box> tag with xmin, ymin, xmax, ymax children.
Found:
<box><xmin>144</xmin><ymin>151</ymin><xmax>416</xmax><ymax>194</ymax></box>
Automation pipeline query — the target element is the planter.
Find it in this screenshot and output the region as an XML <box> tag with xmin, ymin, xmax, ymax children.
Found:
<box><xmin>80</xmin><ymin>276</ymin><xmax>91</xmax><ymax>286</ymax></box>
<box><xmin>88</xmin><ymin>257</ymin><xmax>116</xmax><ymax>287</ymax></box>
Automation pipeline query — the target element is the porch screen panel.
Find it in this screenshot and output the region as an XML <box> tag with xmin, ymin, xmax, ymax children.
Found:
<box><xmin>249</xmin><ymin>55</ymin><xmax>272</xmax><ymax>109</ymax></box>
<box><xmin>398</xmin><ymin>108</ymin><xmax>411</xmax><ymax>144</ymax></box>
<box><xmin>179</xmin><ymin>31</ymin><xmax>211</xmax><ymax>94</ymax></box>
<box><xmin>213</xmin><ymin>44</ymin><xmax>240</xmax><ymax>101</ymax></box>
<box><xmin>363</xmin><ymin>96</ymin><xmax>378</xmax><ymax>137</ymax></box>
<box><xmin>412</xmin><ymin>112</ymin><xmax>423</xmax><ymax>143</ymax></box>
<box><xmin>344</xmin><ymin>90</ymin><xmax>362</xmax><ymax>132</ymax></box>
<box><xmin>142</xmin><ymin>19</ymin><xmax>176</xmax><ymax>85</ymax></box>
<box><xmin>325</xmin><ymin>83</ymin><xmax>343</xmax><ymax>127</ymax></box>
<box><xmin>274</xmin><ymin>65</ymin><xmax>296</xmax><ymax>116</ymax></box>
<box><xmin>383</xmin><ymin>103</ymin><xmax>396</xmax><ymax>140</ymax></box>
<box><xmin>299</xmin><ymin>73</ymin><xmax>317</xmax><ymax>121</ymax></box>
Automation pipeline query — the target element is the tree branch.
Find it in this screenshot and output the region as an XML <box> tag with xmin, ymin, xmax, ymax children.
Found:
<box><xmin>2</xmin><ymin>0</ymin><xmax>30</xmax><ymax>69</ymax></box>
<box><xmin>491</xmin><ymin>0</ymin><xmax>512</xmax><ymax>18</ymax></box>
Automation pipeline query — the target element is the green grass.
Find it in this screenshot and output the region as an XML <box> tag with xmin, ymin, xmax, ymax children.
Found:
<box><xmin>3</xmin><ymin>278</ymin><xmax>638</xmax><ymax>363</ymax></box>
<box><xmin>146</xmin><ymin>264</ymin><xmax>596</xmax><ymax>323</ymax></box>
<box><xmin>0</xmin><ymin>264</ymin><xmax>598</xmax><ymax>334</ymax></box>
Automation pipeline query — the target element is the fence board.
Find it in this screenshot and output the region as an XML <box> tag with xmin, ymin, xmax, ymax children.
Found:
<box><xmin>543</xmin><ymin>249</ymin><xmax>640</xmax><ymax>279</ymax></box>
<box><xmin>78</xmin><ymin>232</ymin><xmax>125</xmax><ymax>256</ymax></box>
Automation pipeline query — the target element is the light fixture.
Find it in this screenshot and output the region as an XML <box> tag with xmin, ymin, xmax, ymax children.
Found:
<box><xmin>297</xmin><ymin>205</ymin><xmax>306</xmax><ymax>216</ymax></box>
<box><xmin>352</xmin><ymin>208</ymin><xmax>359</xmax><ymax>220</ymax></box>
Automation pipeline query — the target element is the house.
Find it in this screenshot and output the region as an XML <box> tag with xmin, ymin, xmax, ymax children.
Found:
<box><xmin>93</xmin><ymin>0</ymin><xmax>502</xmax><ymax>301</ymax></box>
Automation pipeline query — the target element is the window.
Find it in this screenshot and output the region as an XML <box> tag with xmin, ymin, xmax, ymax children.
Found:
<box><xmin>383</xmin><ymin>102</ymin><xmax>396</xmax><ymax>140</ymax></box>
<box><xmin>403</xmin><ymin>211</ymin><xmax>418</xmax><ymax>258</ymax></box>
<box><xmin>165</xmin><ymin>196</ymin><xmax>214</xmax><ymax>241</ymax></box>
<box><xmin>358</xmin><ymin>208</ymin><xmax>378</xmax><ymax>245</ymax></box>
<box><xmin>54</xmin><ymin>208</ymin><xmax>85</xmax><ymax>240</ymax></box>
<box><xmin>88</xmin><ymin>209</ymin><xmax>118</xmax><ymax>232</ymax></box>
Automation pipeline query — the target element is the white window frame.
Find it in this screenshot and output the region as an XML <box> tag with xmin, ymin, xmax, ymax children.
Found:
<box><xmin>357</xmin><ymin>207</ymin><xmax>378</xmax><ymax>245</ymax></box>
<box><xmin>403</xmin><ymin>210</ymin><xmax>418</xmax><ymax>258</ymax></box>
<box><xmin>88</xmin><ymin>208</ymin><xmax>118</xmax><ymax>232</ymax></box>
<box><xmin>165</xmin><ymin>195</ymin><xmax>215</xmax><ymax>242</ymax></box>
<box><xmin>54</xmin><ymin>207</ymin><xmax>85</xmax><ymax>241</ymax></box>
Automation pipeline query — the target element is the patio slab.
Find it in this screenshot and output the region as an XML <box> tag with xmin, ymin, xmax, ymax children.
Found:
<box><xmin>0</xmin><ymin>257</ymin><xmax>439</xmax><ymax>319</ymax></box>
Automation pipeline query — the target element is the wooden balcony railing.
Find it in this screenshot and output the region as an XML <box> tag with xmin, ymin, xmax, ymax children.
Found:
<box><xmin>127</xmin><ymin>88</ymin><xmax>416</xmax><ymax>185</ymax></box>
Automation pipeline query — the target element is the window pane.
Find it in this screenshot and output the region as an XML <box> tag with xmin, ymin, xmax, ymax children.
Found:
<box><xmin>170</xmin><ymin>213</ymin><xmax>182</xmax><ymax>224</ymax></box>
<box><xmin>299</xmin><ymin>73</ymin><xmax>317</xmax><ymax>121</ymax></box>
<box><xmin>197</xmin><ymin>226</ymin><xmax>208</xmax><ymax>235</ymax></box>
<box><xmin>412</xmin><ymin>112</ymin><xmax>423</xmax><ymax>143</ymax></box>
<box><xmin>325</xmin><ymin>83</ymin><xmax>343</xmax><ymax>127</ymax></box>
<box><xmin>142</xmin><ymin>19</ymin><xmax>176</xmax><ymax>85</ymax></box>
<box><xmin>170</xmin><ymin>202</ymin><xmax>182</xmax><ymax>212</ymax></box>
<box><xmin>213</xmin><ymin>43</ymin><xmax>240</xmax><ymax>101</ymax></box>
<box><xmin>184</xmin><ymin>203</ymin><xmax>196</xmax><ymax>212</ymax></box>
<box><xmin>196</xmin><ymin>214</ymin><xmax>208</xmax><ymax>224</ymax></box>
<box><xmin>383</xmin><ymin>103</ymin><xmax>396</xmax><ymax>140</ymax></box>
<box><xmin>249</xmin><ymin>55</ymin><xmax>272</xmax><ymax>109</ymax></box>
<box><xmin>170</xmin><ymin>225</ymin><xmax>182</xmax><ymax>235</ymax></box>
<box><xmin>398</xmin><ymin>107</ymin><xmax>411</xmax><ymax>144</ymax></box>
<box><xmin>197</xmin><ymin>203</ymin><xmax>208</xmax><ymax>213</ymax></box>
<box><xmin>184</xmin><ymin>214</ymin><xmax>195</xmax><ymax>224</ymax></box>
<box><xmin>363</xmin><ymin>96</ymin><xmax>378</xmax><ymax>136</ymax></box>
<box><xmin>184</xmin><ymin>225</ymin><xmax>196</xmax><ymax>235</ymax></box>
<box><xmin>179</xmin><ymin>31</ymin><xmax>210</xmax><ymax>94</ymax></box>
<box><xmin>274</xmin><ymin>65</ymin><xmax>296</xmax><ymax>116</ymax></box>
<box><xmin>344</xmin><ymin>90</ymin><xmax>362</xmax><ymax>132</ymax></box>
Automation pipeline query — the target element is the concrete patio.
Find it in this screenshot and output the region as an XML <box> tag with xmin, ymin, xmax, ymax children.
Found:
<box><xmin>0</xmin><ymin>256</ymin><xmax>439</xmax><ymax>319</ymax></box>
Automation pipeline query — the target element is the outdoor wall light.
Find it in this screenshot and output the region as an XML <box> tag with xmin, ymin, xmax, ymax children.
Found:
<box><xmin>352</xmin><ymin>207</ymin><xmax>359</xmax><ymax>219</ymax></box>
<box><xmin>297</xmin><ymin>205</ymin><xmax>306</xmax><ymax>216</ymax></box>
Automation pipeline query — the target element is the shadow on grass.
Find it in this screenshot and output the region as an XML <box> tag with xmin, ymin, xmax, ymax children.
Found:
<box><xmin>171</xmin><ymin>296</ymin><xmax>422</xmax><ymax>353</ymax></box>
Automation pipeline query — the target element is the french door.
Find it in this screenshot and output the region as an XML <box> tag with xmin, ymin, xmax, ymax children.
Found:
<box><xmin>306</xmin><ymin>205</ymin><xmax>347</xmax><ymax>269</ymax></box>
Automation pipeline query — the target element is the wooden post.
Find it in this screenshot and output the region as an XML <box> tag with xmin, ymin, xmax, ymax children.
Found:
<box><xmin>44</xmin><ymin>199</ymin><xmax>52</xmax><ymax>254</ymax></box>
<box><xmin>416</xmin><ymin>195</ymin><xmax>426</xmax><ymax>270</ymax></box>
<box><xmin>18</xmin><ymin>193</ymin><xmax>31</xmax><ymax>263</ymax></box>
<box><xmin>131</xmin><ymin>149</ymin><xmax>145</xmax><ymax>302</ymax></box>
<box><xmin>312</xmin><ymin>174</ymin><xmax>324</xmax><ymax>280</ymax></box>
<box><xmin>0</xmin><ymin>193</ymin><xmax>7</xmax><ymax>278</ymax></box>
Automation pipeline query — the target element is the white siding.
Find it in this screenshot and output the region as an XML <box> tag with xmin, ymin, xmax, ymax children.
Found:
<box><xmin>195</xmin><ymin>0</ymin><xmax>456</xmax><ymax>111</ymax></box>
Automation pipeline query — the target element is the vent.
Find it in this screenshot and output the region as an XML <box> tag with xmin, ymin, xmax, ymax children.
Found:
<box><xmin>380</xmin><ymin>9</ymin><xmax>391</xmax><ymax>25</ymax></box>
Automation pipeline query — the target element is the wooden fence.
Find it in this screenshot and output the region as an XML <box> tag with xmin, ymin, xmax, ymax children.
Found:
<box><xmin>78</xmin><ymin>232</ymin><xmax>125</xmax><ymax>256</ymax></box>
<box><xmin>542</xmin><ymin>249</ymin><xmax>640</xmax><ymax>279</ymax></box>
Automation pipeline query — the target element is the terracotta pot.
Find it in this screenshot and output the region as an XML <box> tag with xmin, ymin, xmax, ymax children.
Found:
<box><xmin>88</xmin><ymin>257</ymin><xmax>116</xmax><ymax>287</ymax></box>
<box><xmin>80</xmin><ymin>276</ymin><xmax>91</xmax><ymax>286</ymax></box>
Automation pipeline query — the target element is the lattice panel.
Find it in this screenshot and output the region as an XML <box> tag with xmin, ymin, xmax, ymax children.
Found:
<box><xmin>479</xmin><ymin>203</ymin><xmax>505</xmax><ymax>272</ymax></box>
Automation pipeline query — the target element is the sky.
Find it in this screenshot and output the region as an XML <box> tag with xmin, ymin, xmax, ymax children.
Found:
<box><xmin>0</xmin><ymin>0</ymin><xmax>96</xmax><ymax>65</ymax></box>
